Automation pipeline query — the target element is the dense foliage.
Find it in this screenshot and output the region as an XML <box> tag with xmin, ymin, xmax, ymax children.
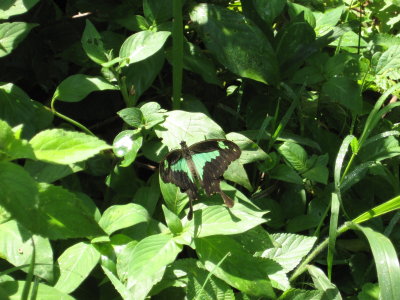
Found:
<box><xmin>0</xmin><ymin>0</ymin><xmax>400</xmax><ymax>299</ymax></box>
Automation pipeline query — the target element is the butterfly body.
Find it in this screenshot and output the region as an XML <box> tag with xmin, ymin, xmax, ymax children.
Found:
<box><xmin>160</xmin><ymin>139</ymin><xmax>241</xmax><ymax>219</ymax></box>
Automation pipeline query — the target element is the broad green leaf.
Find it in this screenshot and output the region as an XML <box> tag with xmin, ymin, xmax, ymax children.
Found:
<box><xmin>119</xmin><ymin>31</ymin><xmax>170</xmax><ymax>64</ymax></box>
<box><xmin>117</xmin><ymin>234</ymin><xmax>182</xmax><ymax>300</ymax></box>
<box><xmin>355</xmin><ymin>225</ymin><xmax>400</xmax><ymax>300</ymax></box>
<box><xmin>117</xmin><ymin>108</ymin><xmax>144</xmax><ymax>128</ymax></box>
<box><xmin>162</xmin><ymin>205</ymin><xmax>183</xmax><ymax>235</ymax></box>
<box><xmin>0</xmin><ymin>161</ymin><xmax>46</xmax><ymax>234</ymax></box>
<box><xmin>143</xmin><ymin>0</ymin><xmax>172</xmax><ymax>23</ymax></box>
<box><xmin>0</xmin><ymin>120</ymin><xmax>35</xmax><ymax>160</ymax></box>
<box><xmin>376</xmin><ymin>45</ymin><xmax>400</xmax><ymax>79</ymax></box>
<box><xmin>307</xmin><ymin>265</ymin><xmax>342</xmax><ymax>300</ymax></box>
<box><xmin>113</xmin><ymin>130</ymin><xmax>143</xmax><ymax>167</ymax></box>
<box><xmin>102</xmin><ymin>266</ymin><xmax>131</xmax><ymax>300</ymax></box>
<box><xmin>182</xmin><ymin>203</ymin><xmax>267</xmax><ymax>239</ymax></box>
<box><xmin>270</xmin><ymin>164</ymin><xmax>303</xmax><ymax>184</ymax></box>
<box><xmin>24</xmin><ymin>160</ymin><xmax>84</xmax><ymax>183</ymax></box>
<box><xmin>261</xmin><ymin>233</ymin><xmax>317</xmax><ymax>272</ymax></box>
<box><xmin>99</xmin><ymin>203</ymin><xmax>150</xmax><ymax>235</ymax></box>
<box><xmin>0</xmin><ymin>281</ymin><xmax>76</xmax><ymax>300</ymax></box>
<box><xmin>0</xmin><ymin>220</ymin><xmax>53</xmax><ymax>281</ymax></box>
<box><xmin>251</xmin><ymin>0</ymin><xmax>286</xmax><ymax>25</ymax></box>
<box><xmin>358</xmin><ymin>135</ymin><xmax>400</xmax><ymax>162</ymax></box>
<box><xmin>322</xmin><ymin>77</ymin><xmax>362</xmax><ymax>113</ymax></box>
<box><xmin>155</xmin><ymin>110</ymin><xmax>225</xmax><ymax>149</ymax></box>
<box><xmin>122</xmin><ymin>50</ymin><xmax>165</xmax><ymax>104</ymax></box>
<box><xmin>278</xmin><ymin>142</ymin><xmax>308</xmax><ymax>172</ymax></box>
<box><xmin>195</xmin><ymin>235</ymin><xmax>276</xmax><ymax>298</ymax></box>
<box><xmin>30</xmin><ymin>129</ymin><xmax>110</xmax><ymax>164</ymax></box>
<box><xmin>0</xmin><ymin>22</ymin><xmax>37</xmax><ymax>57</ymax></box>
<box><xmin>139</xmin><ymin>101</ymin><xmax>166</xmax><ymax>129</ymax></box>
<box><xmin>53</xmin><ymin>74</ymin><xmax>118</xmax><ymax>102</ymax></box>
<box><xmin>55</xmin><ymin>242</ymin><xmax>100</xmax><ymax>293</ymax></box>
<box><xmin>36</xmin><ymin>183</ymin><xmax>104</xmax><ymax>239</ymax></box>
<box><xmin>0</xmin><ymin>83</ymin><xmax>53</xmax><ymax>136</ymax></box>
<box><xmin>0</xmin><ymin>0</ymin><xmax>40</xmax><ymax>19</ymax></box>
<box><xmin>329</xmin><ymin>30</ymin><xmax>368</xmax><ymax>47</ymax></box>
<box><xmin>81</xmin><ymin>20</ymin><xmax>108</xmax><ymax>65</ymax></box>
<box><xmin>314</xmin><ymin>6</ymin><xmax>344</xmax><ymax>28</ymax></box>
<box><xmin>287</xmin><ymin>2</ymin><xmax>316</xmax><ymax>27</ymax></box>
<box><xmin>159</xmin><ymin>177</ymin><xmax>188</xmax><ymax>216</ymax></box>
<box><xmin>303</xmin><ymin>154</ymin><xmax>329</xmax><ymax>184</ymax></box>
<box><xmin>224</xmin><ymin>161</ymin><xmax>252</xmax><ymax>191</ymax></box>
<box><xmin>133</xmin><ymin>181</ymin><xmax>161</xmax><ymax>216</ymax></box>
<box><xmin>226</xmin><ymin>132</ymin><xmax>268</xmax><ymax>164</ymax></box>
<box><xmin>190</xmin><ymin>4</ymin><xmax>279</xmax><ymax>85</ymax></box>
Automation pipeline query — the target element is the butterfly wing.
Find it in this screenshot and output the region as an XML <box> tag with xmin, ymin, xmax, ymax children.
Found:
<box><xmin>160</xmin><ymin>149</ymin><xmax>198</xmax><ymax>219</ymax></box>
<box><xmin>189</xmin><ymin>139</ymin><xmax>241</xmax><ymax>202</ymax></box>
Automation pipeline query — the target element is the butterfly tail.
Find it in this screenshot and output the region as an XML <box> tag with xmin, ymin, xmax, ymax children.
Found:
<box><xmin>186</xmin><ymin>188</ymin><xmax>197</xmax><ymax>220</ymax></box>
<box><xmin>219</xmin><ymin>190</ymin><xmax>234</xmax><ymax>208</ymax></box>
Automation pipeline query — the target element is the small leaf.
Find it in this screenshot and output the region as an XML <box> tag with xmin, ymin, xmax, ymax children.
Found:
<box><xmin>322</xmin><ymin>77</ymin><xmax>362</xmax><ymax>113</ymax></box>
<box><xmin>0</xmin><ymin>22</ymin><xmax>38</xmax><ymax>57</ymax></box>
<box><xmin>0</xmin><ymin>120</ymin><xmax>35</xmax><ymax>160</ymax></box>
<box><xmin>162</xmin><ymin>205</ymin><xmax>183</xmax><ymax>234</ymax></box>
<box><xmin>278</xmin><ymin>142</ymin><xmax>308</xmax><ymax>172</ymax></box>
<box><xmin>54</xmin><ymin>242</ymin><xmax>100</xmax><ymax>293</ymax></box>
<box><xmin>53</xmin><ymin>74</ymin><xmax>118</xmax><ymax>102</ymax></box>
<box><xmin>117</xmin><ymin>108</ymin><xmax>144</xmax><ymax>128</ymax></box>
<box><xmin>30</xmin><ymin>129</ymin><xmax>110</xmax><ymax>164</ymax></box>
<box><xmin>81</xmin><ymin>20</ymin><xmax>108</xmax><ymax>65</ymax></box>
<box><xmin>119</xmin><ymin>31</ymin><xmax>170</xmax><ymax>64</ymax></box>
<box><xmin>113</xmin><ymin>130</ymin><xmax>143</xmax><ymax>167</ymax></box>
<box><xmin>143</xmin><ymin>0</ymin><xmax>172</xmax><ymax>23</ymax></box>
<box><xmin>226</xmin><ymin>132</ymin><xmax>268</xmax><ymax>164</ymax></box>
<box><xmin>269</xmin><ymin>164</ymin><xmax>303</xmax><ymax>184</ymax></box>
<box><xmin>99</xmin><ymin>203</ymin><xmax>150</xmax><ymax>235</ymax></box>
<box><xmin>307</xmin><ymin>265</ymin><xmax>342</xmax><ymax>299</ymax></box>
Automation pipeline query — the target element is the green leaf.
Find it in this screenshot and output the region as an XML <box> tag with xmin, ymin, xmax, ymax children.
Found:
<box><xmin>352</xmin><ymin>195</ymin><xmax>400</xmax><ymax>225</ymax></box>
<box><xmin>322</xmin><ymin>77</ymin><xmax>362</xmax><ymax>113</ymax></box>
<box><xmin>261</xmin><ymin>233</ymin><xmax>317</xmax><ymax>272</ymax></box>
<box><xmin>81</xmin><ymin>20</ymin><xmax>108</xmax><ymax>65</ymax></box>
<box><xmin>376</xmin><ymin>45</ymin><xmax>400</xmax><ymax>79</ymax></box>
<box><xmin>190</xmin><ymin>4</ymin><xmax>279</xmax><ymax>85</ymax></box>
<box><xmin>0</xmin><ymin>83</ymin><xmax>53</xmax><ymax>136</ymax></box>
<box><xmin>54</xmin><ymin>242</ymin><xmax>100</xmax><ymax>293</ymax></box>
<box><xmin>314</xmin><ymin>6</ymin><xmax>344</xmax><ymax>28</ymax></box>
<box><xmin>36</xmin><ymin>183</ymin><xmax>104</xmax><ymax>239</ymax></box>
<box><xmin>329</xmin><ymin>30</ymin><xmax>368</xmax><ymax>47</ymax></box>
<box><xmin>162</xmin><ymin>205</ymin><xmax>183</xmax><ymax>235</ymax></box>
<box><xmin>0</xmin><ymin>220</ymin><xmax>53</xmax><ymax>281</ymax></box>
<box><xmin>30</xmin><ymin>129</ymin><xmax>110</xmax><ymax>164</ymax></box>
<box><xmin>139</xmin><ymin>102</ymin><xmax>166</xmax><ymax>129</ymax></box>
<box><xmin>24</xmin><ymin>161</ymin><xmax>84</xmax><ymax>183</ymax></box>
<box><xmin>287</xmin><ymin>2</ymin><xmax>316</xmax><ymax>27</ymax></box>
<box><xmin>0</xmin><ymin>22</ymin><xmax>37</xmax><ymax>57</ymax></box>
<box><xmin>0</xmin><ymin>281</ymin><xmax>76</xmax><ymax>300</ymax></box>
<box><xmin>278</xmin><ymin>142</ymin><xmax>308</xmax><ymax>172</ymax></box>
<box><xmin>155</xmin><ymin>110</ymin><xmax>225</xmax><ymax>150</ymax></box>
<box><xmin>307</xmin><ymin>265</ymin><xmax>342</xmax><ymax>299</ymax></box>
<box><xmin>119</xmin><ymin>31</ymin><xmax>170</xmax><ymax>64</ymax></box>
<box><xmin>182</xmin><ymin>203</ymin><xmax>267</xmax><ymax>239</ymax></box>
<box><xmin>269</xmin><ymin>164</ymin><xmax>303</xmax><ymax>184</ymax></box>
<box><xmin>53</xmin><ymin>74</ymin><xmax>118</xmax><ymax>102</ymax></box>
<box><xmin>355</xmin><ymin>225</ymin><xmax>400</xmax><ymax>300</ymax></box>
<box><xmin>122</xmin><ymin>50</ymin><xmax>165</xmax><ymax>104</ymax></box>
<box><xmin>251</xmin><ymin>0</ymin><xmax>286</xmax><ymax>25</ymax></box>
<box><xmin>159</xmin><ymin>177</ymin><xmax>188</xmax><ymax>216</ymax></box>
<box><xmin>303</xmin><ymin>154</ymin><xmax>329</xmax><ymax>184</ymax></box>
<box><xmin>117</xmin><ymin>108</ymin><xmax>144</xmax><ymax>128</ymax></box>
<box><xmin>117</xmin><ymin>234</ymin><xmax>182</xmax><ymax>300</ymax></box>
<box><xmin>143</xmin><ymin>0</ymin><xmax>172</xmax><ymax>23</ymax></box>
<box><xmin>0</xmin><ymin>120</ymin><xmax>35</xmax><ymax>160</ymax></box>
<box><xmin>279</xmin><ymin>289</ymin><xmax>325</xmax><ymax>300</ymax></box>
<box><xmin>226</xmin><ymin>132</ymin><xmax>268</xmax><ymax>164</ymax></box>
<box><xmin>195</xmin><ymin>235</ymin><xmax>276</xmax><ymax>298</ymax></box>
<box><xmin>113</xmin><ymin>130</ymin><xmax>143</xmax><ymax>167</ymax></box>
<box><xmin>0</xmin><ymin>0</ymin><xmax>40</xmax><ymax>19</ymax></box>
<box><xmin>99</xmin><ymin>203</ymin><xmax>150</xmax><ymax>235</ymax></box>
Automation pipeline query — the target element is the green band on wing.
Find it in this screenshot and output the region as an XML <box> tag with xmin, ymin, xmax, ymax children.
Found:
<box><xmin>191</xmin><ymin>150</ymin><xmax>219</xmax><ymax>180</ymax></box>
<box><xmin>171</xmin><ymin>158</ymin><xmax>194</xmax><ymax>182</ymax></box>
<box><xmin>218</xmin><ymin>141</ymin><xmax>229</xmax><ymax>149</ymax></box>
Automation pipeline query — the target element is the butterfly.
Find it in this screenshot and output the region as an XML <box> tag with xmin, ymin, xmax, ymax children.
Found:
<box><xmin>160</xmin><ymin>139</ymin><xmax>241</xmax><ymax>220</ymax></box>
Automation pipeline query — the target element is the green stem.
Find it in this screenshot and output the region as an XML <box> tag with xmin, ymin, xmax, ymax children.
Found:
<box><xmin>51</xmin><ymin>99</ymin><xmax>95</xmax><ymax>136</ymax></box>
<box><xmin>172</xmin><ymin>0</ymin><xmax>183</xmax><ymax>109</ymax></box>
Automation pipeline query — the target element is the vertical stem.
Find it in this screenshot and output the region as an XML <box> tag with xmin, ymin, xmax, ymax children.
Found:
<box><xmin>172</xmin><ymin>0</ymin><xmax>183</xmax><ymax>109</ymax></box>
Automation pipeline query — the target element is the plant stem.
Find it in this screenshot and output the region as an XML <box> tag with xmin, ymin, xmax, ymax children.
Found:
<box><xmin>172</xmin><ymin>0</ymin><xmax>183</xmax><ymax>109</ymax></box>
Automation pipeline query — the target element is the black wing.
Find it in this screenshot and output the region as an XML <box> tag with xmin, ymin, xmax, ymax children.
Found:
<box><xmin>189</xmin><ymin>139</ymin><xmax>241</xmax><ymax>197</ymax></box>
